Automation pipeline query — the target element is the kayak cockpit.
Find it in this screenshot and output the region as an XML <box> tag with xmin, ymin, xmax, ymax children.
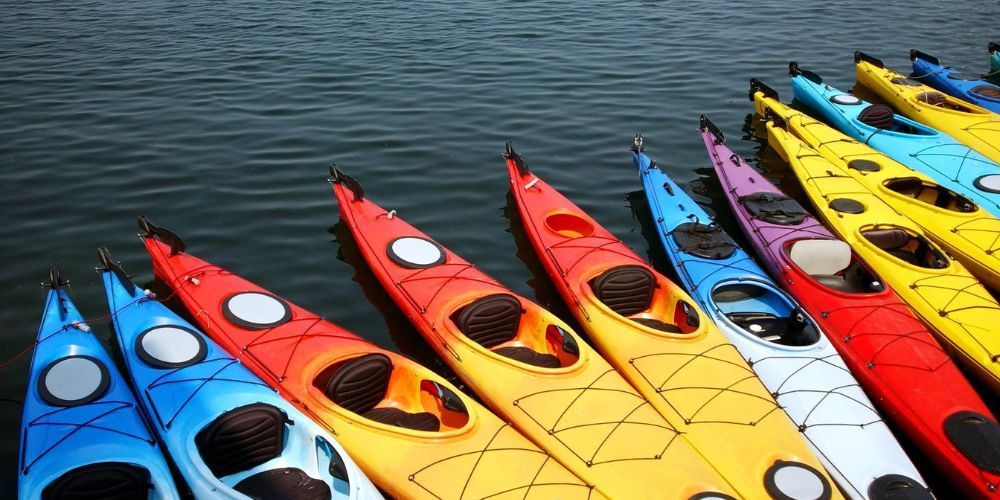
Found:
<box><xmin>862</xmin><ymin>226</ymin><xmax>949</xmax><ymax>269</ymax></box>
<box><xmin>915</xmin><ymin>91</ymin><xmax>984</xmax><ymax>114</ymax></box>
<box><xmin>315</xmin><ymin>353</ymin><xmax>469</xmax><ymax>432</ymax></box>
<box><xmin>711</xmin><ymin>282</ymin><xmax>820</xmax><ymax>347</ymax></box>
<box><xmin>589</xmin><ymin>265</ymin><xmax>701</xmax><ymax>334</ymax></box>
<box><xmin>450</xmin><ymin>293</ymin><xmax>580</xmax><ymax>369</ymax></box>
<box><xmin>855</xmin><ymin>104</ymin><xmax>935</xmax><ymax>136</ymax></box>
<box><xmin>884</xmin><ymin>177</ymin><xmax>978</xmax><ymax>213</ymax></box>
<box><xmin>784</xmin><ymin>239</ymin><xmax>885</xmax><ymax>294</ymax></box>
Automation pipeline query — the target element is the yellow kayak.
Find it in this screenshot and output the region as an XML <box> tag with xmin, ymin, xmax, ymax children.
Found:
<box><xmin>506</xmin><ymin>146</ymin><xmax>838</xmax><ymax>500</ymax></box>
<box><xmin>753</xmin><ymin>79</ymin><xmax>1000</xmax><ymax>292</ymax></box>
<box><xmin>752</xmin><ymin>83</ymin><xmax>1000</xmax><ymax>395</ymax></box>
<box><xmin>855</xmin><ymin>51</ymin><xmax>1000</xmax><ymax>164</ymax></box>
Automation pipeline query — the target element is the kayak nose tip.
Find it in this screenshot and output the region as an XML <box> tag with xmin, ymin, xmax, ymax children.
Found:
<box><xmin>867</xmin><ymin>474</ymin><xmax>932</xmax><ymax>500</ymax></box>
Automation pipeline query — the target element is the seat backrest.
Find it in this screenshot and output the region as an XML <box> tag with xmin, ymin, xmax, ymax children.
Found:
<box><xmin>43</xmin><ymin>462</ymin><xmax>151</xmax><ymax>500</ymax></box>
<box><xmin>323</xmin><ymin>353</ymin><xmax>392</xmax><ymax>414</ymax></box>
<box><xmin>857</xmin><ymin>104</ymin><xmax>895</xmax><ymax>129</ymax></box>
<box><xmin>590</xmin><ymin>265</ymin><xmax>655</xmax><ymax>316</ymax></box>
<box><xmin>789</xmin><ymin>239</ymin><xmax>853</xmax><ymax>276</ymax></box>
<box><xmin>864</xmin><ymin>229</ymin><xmax>911</xmax><ymax>250</ymax></box>
<box><xmin>196</xmin><ymin>403</ymin><xmax>287</xmax><ymax>478</ymax></box>
<box><xmin>452</xmin><ymin>294</ymin><xmax>522</xmax><ymax>348</ymax></box>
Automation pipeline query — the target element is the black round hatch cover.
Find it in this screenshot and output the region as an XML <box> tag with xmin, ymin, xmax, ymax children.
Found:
<box><xmin>829</xmin><ymin>198</ymin><xmax>865</xmax><ymax>214</ymax></box>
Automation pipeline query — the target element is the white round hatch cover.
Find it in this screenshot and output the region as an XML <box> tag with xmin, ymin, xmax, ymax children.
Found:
<box><xmin>975</xmin><ymin>175</ymin><xmax>1000</xmax><ymax>194</ymax></box>
<box><xmin>223</xmin><ymin>292</ymin><xmax>292</xmax><ymax>330</ymax></box>
<box><xmin>830</xmin><ymin>94</ymin><xmax>862</xmax><ymax>105</ymax></box>
<box><xmin>764</xmin><ymin>461</ymin><xmax>830</xmax><ymax>500</ymax></box>
<box><xmin>387</xmin><ymin>236</ymin><xmax>446</xmax><ymax>269</ymax></box>
<box><xmin>39</xmin><ymin>355</ymin><xmax>110</xmax><ymax>407</ymax></box>
<box><xmin>137</xmin><ymin>325</ymin><xmax>207</xmax><ymax>369</ymax></box>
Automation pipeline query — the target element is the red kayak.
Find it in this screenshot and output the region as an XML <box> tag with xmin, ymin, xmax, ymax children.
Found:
<box><xmin>703</xmin><ymin>115</ymin><xmax>1000</xmax><ymax>496</ymax></box>
<box><xmin>138</xmin><ymin>217</ymin><xmax>601</xmax><ymax>500</ymax></box>
<box><xmin>329</xmin><ymin>168</ymin><xmax>739</xmax><ymax>499</ymax></box>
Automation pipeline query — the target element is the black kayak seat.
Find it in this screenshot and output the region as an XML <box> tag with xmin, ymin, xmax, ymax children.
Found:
<box><xmin>234</xmin><ymin>468</ymin><xmax>331</xmax><ymax>500</ymax></box>
<box><xmin>43</xmin><ymin>462</ymin><xmax>151</xmax><ymax>500</ymax></box>
<box><xmin>858</xmin><ymin>104</ymin><xmax>895</xmax><ymax>130</ymax></box>
<box><xmin>590</xmin><ymin>265</ymin><xmax>655</xmax><ymax>316</ymax></box>
<box><xmin>740</xmin><ymin>192</ymin><xmax>808</xmax><ymax>226</ymax></box>
<box><xmin>196</xmin><ymin>403</ymin><xmax>287</xmax><ymax>478</ymax></box>
<box><xmin>452</xmin><ymin>294</ymin><xmax>560</xmax><ymax>368</ymax></box>
<box><xmin>672</xmin><ymin>222</ymin><xmax>737</xmax><ymax>260</ymax></box>
<box><xmin>323</xmin><ymin>353</ymin><xmax>441</xmax><ymax>431</ymax></box>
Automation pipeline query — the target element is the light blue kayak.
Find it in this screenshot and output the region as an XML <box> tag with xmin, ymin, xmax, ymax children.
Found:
<box><xmin>98</xmin><ymin>247</ymin><xmax>382</xmax><ymax>500</ymax></box>
<box><xmin>910</xmin><ymin>49</ymin><xmax>1000</xmax><ymax>113</ymax></box>
<box><xmin>19</xmin><ymin>267</ymin><xmax>179</xmax><ymax>500</ymax></box>
<box><xmin>790</xmin><ymin>62</ymin><xmax>1000</xmax><ymax>218</ymax></box>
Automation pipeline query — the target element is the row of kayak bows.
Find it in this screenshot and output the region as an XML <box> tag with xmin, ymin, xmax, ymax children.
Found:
<box><xmin>19</xmin><ymin>45</ymin><xmax>1000</xmax><ymax>500</ymax></box>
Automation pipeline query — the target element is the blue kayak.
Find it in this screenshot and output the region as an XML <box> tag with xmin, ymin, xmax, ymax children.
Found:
<box><xmin>98</xmin><ymin>248</ymin><xmax>381</xmax><ymax>500</ymax></box>
<box><xmin>910</xmin><ymin>49</ymin><xmax>1000</xmax><ymax>113</ymax></box>
<box><xmin>790</xmin><ymin>62</ymin><xmax>1000</xmax><ymax>218</ymax></box>
<box><xmin>19</xmin><ymin>267</ymin><xmax>179</xmax><ymax>500</ymax></box>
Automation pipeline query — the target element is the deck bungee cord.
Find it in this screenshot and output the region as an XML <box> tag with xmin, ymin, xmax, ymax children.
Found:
<box><xmin>752</xmin><ymin>84</ymin><xmax>1000</xmax><ymax>497</ymax></box>
<box><xmin>506</xmin><ymin>144</ymin><xmax>838</xmax><ymax>500</ymax></box>
<box><xmin>635</xmin><ymin>133</ymin><xmax>925</xmax><ymax>499</ymax></box>
<box><xmin>330</xmin><ymin>168</ymin><xmax>738</xmax><ymax>499</ymax></box>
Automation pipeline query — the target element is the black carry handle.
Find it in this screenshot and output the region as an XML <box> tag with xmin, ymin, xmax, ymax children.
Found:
<box><xmin>329</xmin><ymin>165</ymin><xmax>365</xmax><ymax>202</ymax></box>
<box><xmin>789</xmin><ymin>62</ymin><xmax>823</xmax><ymax>84</ymax></box>
<box><xmin>631</xmin><ymin>133</ymin><xmax>645</xmax><ymax>153</ymax></box>
<box><xmin>503</xmin><ymin>141</ymin><xmax>530</xmax><ymax>176</ymax></box>
<box><xmin>749</xmin><ymin>78</ymin><xmax>779</xmax><ymax>102</ymax></box>
<box><xmin>45</xmin><ymin>265</ymin><xmax>69</xmax><ymax>289</ymax></box>
<box><xmin>699</xmin><ymin>115</ymin><xmax>725</xmax><ymax>144</ymax></box>
<box><xmin>97</xmin><ymin>246</ymin><xmax>138</xmax><ymax>296</ymax></box>
<box><xmin>137</xmin><ymin>216</ymin><xmax>186</xmax><ymax>256</ymax></box>
<box><xmin>909</xmin><ymin>49</ymin><xmax>939</xmax><ymax>65</ymax></box>
<box><xmin>854</xmin><ymin>51</ymin><xmax>885</xmax><ymax>68</ymax></box>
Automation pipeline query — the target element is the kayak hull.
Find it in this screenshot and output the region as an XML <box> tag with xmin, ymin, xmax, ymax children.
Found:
<box><xmin>142</xmin><ymin>225</ymin><xmax>599</xmax><ymax>500</ymax></box>
<box><xmin>100</xmin><ymin>255</ymin><xmax>380</xmax><ymax>500</ymax></box>
<box><xmin>19</xmin><ymin>277</ymin><xmax>178</xmax><ymax>500</ymax></box>
<box><xmin>331</xmin><ymin>176</ymin><xmax>735</xmax><ymax>499</ymax></box>
<box><xmin>640</xmin><ymin>139</ymin><xmax>923</xmax><ymax>499</ymax></box>
<box><xmin>506</xmin><ymin>149</ymin><xmax>838</xmax><ymax>500</ymax></box>
<box><xmin>753</xmin><ymin>88</ymin><xmax>1000</xmax><ymax>496</ymax></box>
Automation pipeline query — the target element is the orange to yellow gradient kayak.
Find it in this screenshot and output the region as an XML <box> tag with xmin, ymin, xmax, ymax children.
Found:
<box><xmin>330</xmin><ymin>168</ymin><xmax>738</xmax><ymax>499</ymax></box>
<box><xmin>503</xmin><ymin>145</ymin><xmax>837</xmax><ymax>500</ymax></box>
<box><xmin>139</xmin><ymin>218</ymin><xmax>602</xmax><ymax>500</ymax></box>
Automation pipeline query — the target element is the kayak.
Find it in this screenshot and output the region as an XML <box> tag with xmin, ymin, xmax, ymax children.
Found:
<box><xmin>98</xmin><ymin>247</ymin><xmax>381</xmax><ymax>500</ymax></box>
<box><xmin>755</xmin><ymin>97</ymin><xmax>1000</xmax><ymax>497</ymax></box>
<box><xmin>707</xmin><ymin>113</ymin><xmax>969</xmax><ymax>499</ymax></box>
<box><xmin>991</xmin><ymin>42</ymin><xmax>1000</xmax><ymax>83</ymax></box>
<box><xmin>139</xmin><ymin>217</ymin><xmax>599</xmax><ymax>500</ymax></box>
<box><xmin>330</xmin><ymin>170</ymin><xmax>737</xmax><ymax>499</ymax></box>
<box><xmin>781</xmin><ymin>73</ymin><xmax>1000</xmax><ymax>293</ymax></box>
<box><xmin>19</xmin><ymin>267</ymin><xmax>178</xmax><ymax>500</ymax></box>
<box><xmin>752</xmin><ymin>81</ymin><xmax>1000</xmax><ymax>393</ymax></box>
<box><xmin>909</xmin><ymin>49</ymin><xmax>1000</xmax><ymax>113</ymax></box>
<box><xmin>790</xmin><ymin>62</ymin><xmax>1000</xmax><ymax>219</ymax></box>
<box><xmin>505</xmin><ymin>145</ymin><xmax>838</xmax><ymax>500</ymax></box>
<box><xmin>752</xmin><ymin>86</ymin><xmax>1000</xmax><ymax>496</ymax></box>
<box><xmin>635</xmin><ymin>135</ymin><xmax>919</xmax><ymax>500</ymax></box>
<box><xmin>854</xmin><ymin>51</ymin><xmax>1000</xmax><ymax>164</ymax></box>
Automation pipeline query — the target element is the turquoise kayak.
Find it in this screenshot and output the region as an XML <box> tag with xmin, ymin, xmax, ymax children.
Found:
<box><xmin>18</xmin><ymin>267</ymin><xmax>179</xmax><ymax>500</ymax></box>
<box><xmin>991</xmin><ymin>42</ymin><xmax>1000</xmax><ymax>83</ymax></box>
<box><xmin>99</xmin><ymin>248</ymin><xmax>382</xmax><ymax>499</ymax></box>
<box><xmin>910</xmin><ymin>49</ymin><xmax>1000</xmax><ymax>113</ymax></box>
<box><xmin>790</xmin><ymin>62</ymin><xmax>1000</xmax><ymax>218</ymax></box>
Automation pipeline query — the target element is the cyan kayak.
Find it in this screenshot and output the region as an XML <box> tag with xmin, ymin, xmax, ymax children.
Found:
<box><xmin>790</xmin><ymin>62</ymin><xmax>1000</xmax><ymax>218</ymax></box>
<box><xmin>19</xmin><ymin>267</ymin><xmax>178</xmax><ymax>500</ymax></box>
<box><xmin>633</xmin><ymin>137</ymin><xmax>925</xmax><ymax>499</ymax></box>
<box><xmin>991</xmin><ymin>42</ymin><xmax>1000</xmax><ymax>83</ymax></box>
<box><xmin>98</xmin><ymin>248</ymin><xmax>382</xmax><ymax>500</ymax></box>
<box><xmin>910</xmin><ymin>49</ymin><xmax>1000</xmax><ymax>113</ymax></box>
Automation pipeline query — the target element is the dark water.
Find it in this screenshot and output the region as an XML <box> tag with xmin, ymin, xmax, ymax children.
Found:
<box><xmin>2</xmin><ymin>0</ymin><xmax>997</xmax><ymax>493</ymax></box>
